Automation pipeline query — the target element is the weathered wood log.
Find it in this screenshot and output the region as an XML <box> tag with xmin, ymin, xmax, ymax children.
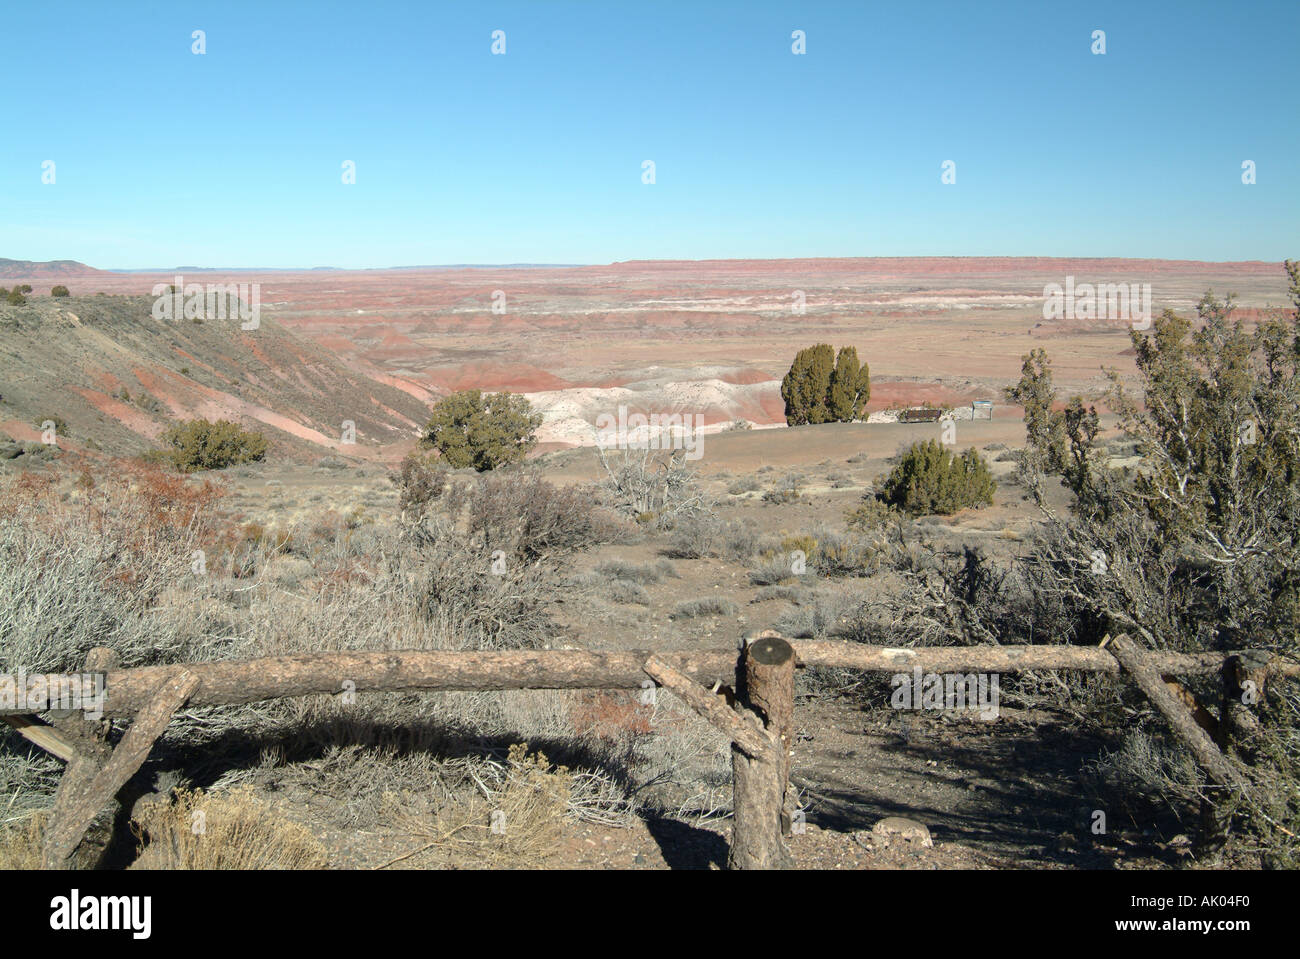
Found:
<box><xmin>791</xmin><ymin>639</ymin><xmax>1298</xmax><ymax>678</ymax></box>
<box><xmin>42</xmin><ymin>668</ymin><xmax>199</xmax><ymax>869</ymax></box>
<box><xmin>1107</xmin><ymin>635</ymin><xmax>1248</xmax><ymax>794</ymax></box>
<box><xmin>6</xmin><ymin>644</ymin><xmax>1293</xmax><ymax>722</ymax></box>
<box><xmin>41</xmin><ymin>648</ymin><xmax>120</xmax><ymax>870</ymax></box>
<box><xmin>13</xmin><ymin>649</ymin><xmax>739</xmax><ymax>720</ymax></box>
<box><xmin>1</xmin><ymin>715</ymin><xmax>77</xmax><ymax>762</ymax></box>
<box><xmin>641</xmin><ymin>656</ymin><xmax>773</xmax><ymax>759</ymax></box>
<box><xmin>728</xmin><ymin>639</ymin><xmax>795</xmax><ymax>870</ymax></box>
<box><xmin>741</xmin><ymin>633</ymin><xmax>797</xmax><ymax>835</ymax></box>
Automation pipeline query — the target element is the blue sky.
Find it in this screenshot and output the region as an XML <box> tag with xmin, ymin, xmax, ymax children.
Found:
<box><xmin>2</xmin><ymin>0</ymin><xmax>1296</xmax><ymax>268</ymax></box>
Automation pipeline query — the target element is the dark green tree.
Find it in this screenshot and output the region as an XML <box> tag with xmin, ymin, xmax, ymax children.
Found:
<box><xmin>828</xmin><ymin>346</ymin><xmax>870</xmax><ymax>421</ymax></box>
<box><xmin>422</xmin><ymin>390</ymin><xmax>542</xmax><ymax>471</ymax></box>
<box><xmin>780</xmin><ymin>344</ymin><xmax>835</xmax><ymax>425</ymax></box>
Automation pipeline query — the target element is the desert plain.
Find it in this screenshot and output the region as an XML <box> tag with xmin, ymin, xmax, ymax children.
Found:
<box><xmin>0</xmin><ymin>255</ymin><xmax>1293</xmax><ymax>870</ymax></box>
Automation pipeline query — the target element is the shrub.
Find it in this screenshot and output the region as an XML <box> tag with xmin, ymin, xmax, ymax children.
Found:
<box><xmin>130</xmin><ymin>787</ymin><xmax>328</xmax><ymax>869</ymax></box>
<box><xmin>845</xmin><ymin>495</ymin><xmax>897</xmax><ymax>530</ymax></box>
<box><xmin>773</xmin><ymin>592</ymin><xmax>859</xmax><ymax>639</ymax></box>
<box><xmin>670</xmin><ymin>597</ymin><xmax>738</xmax><ymax>619</ymax></box>
<box><xmin>6</xmin><ymin>290</ymin><xmax>27</xmax><ymax>305</ymax></box>
<box><xmin>390</xmin><ymin>450</ymin><xmax>448</xmax><ymax>518</ymax></box>
<box><xmin>876</xmin><ymin>440</ymin><xmax>996</xmax><ymax>515</ymax></box>
<box><xmin>159</xmin><ymin>418</ymin><xmax>268</xmax><ymax>472</ymax></box>
<box><xmin>422</xmin><ymin>389</ymin><xmax>541</xmax><ymax>471</ymax></box>
<box><xmin>761</xmin><ymin>472</ymin><xmax>804</xmax><ymax>505</ymax></box>
<box><xmin>465</xmin><ymin>471</ymin><xmax>616</xmax><ymax>562</ymax></box>
<box><xmin>416</xmin><ymin>537</ymin><xmax>554</xmax><ymax>649</ymax></box>
<box><xmin>727</xmin><ymin>475</ymin><xmax>761</xmax><ymax>495</ymax></box>
<box><xmin>33</xmin><ymin>415</ymin><xmax>68</xmax><ymax>439</ymax></box>
<box><xmin>719</xmin><ymin>518</ymin><xmax>763</xmax><ymax>561</ymax></box>
<box><xmin>748</xmin><ymin>553</ymin><xmax>808</xmax><ymax>586</ymax></box>
<box><xmin>595</xmin><ymin>447</ymin><xmax>706</xmax><ymax>527</ymax></box>
<box><xmin>606</xmin><ymin>580</ymin><xmax>652</xmax><ymax>605</ymax></box>
<box><xmin>0</xmin><ymin>466</ymin><xmax>224</xmax><ymax>677</ymax></box>
<box><xmin>665</xmin><ymin>513</ymin><xmax>723</xmax><ymax>558</ymax></box>
<box><xmin>594</xmin><ymin>559</ymin><xmax>674</xmax><ymax>584</ymax></box>
<box><xmin>50</xmin><ymin>285</ymin><xmax>70</xmax><ymax>297</ymax></box>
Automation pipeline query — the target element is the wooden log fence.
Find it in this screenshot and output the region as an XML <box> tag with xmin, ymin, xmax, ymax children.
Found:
<box><xmin>4</xmin><ymin>635</ymin><xmax>1295</xmax><ymax>870</ymax></box>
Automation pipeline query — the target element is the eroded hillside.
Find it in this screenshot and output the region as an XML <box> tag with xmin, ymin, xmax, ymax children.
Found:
<box><xmin>0</xmin><ymin>295</ymin><xmax>433</xmax><ymax>463</ymax></box>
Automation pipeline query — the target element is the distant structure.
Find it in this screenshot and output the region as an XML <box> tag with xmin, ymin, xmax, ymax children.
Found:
<box><xmin>897</xmin><ymin>408</ymin><xmax>943</xmax><ymax>424</ymax></box>
<box><xmin>972</xmin><ymin>400</ymin><xmax>993</xmax><ymax>421</ymax></box>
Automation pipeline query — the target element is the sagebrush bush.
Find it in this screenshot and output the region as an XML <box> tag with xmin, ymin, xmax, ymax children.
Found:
<box><xmin>391</xmin><ymin>450</ymin><xmax>448</xmax><ymax>518</ymax></box>
<box><xmin>727</xmin><ymin>475</ymin><xmax>761</xmax><ymax>495</ymax></box>
<box><xmin>665</xmin><ymin>513</ymin><xmax>722</xmax><ymax>558</ymax></box>
<box><xmin>465</xmin><ymin>471</ymin><xmax>618</xmax><ymax>562</ymax></box>
<box><xmin>876</xmin><ymin>440</ymin><xmax>995</xmax><ymax>515</ymax></box>
<box><xmin>0</xmin><ymin>468</ymin><xmax>225</xmax><ymax>673</ymax></box>
<box><xmin>670</xmin><ymin>597</ymin><xmax>738</xmax><ymax>620</ymax></box>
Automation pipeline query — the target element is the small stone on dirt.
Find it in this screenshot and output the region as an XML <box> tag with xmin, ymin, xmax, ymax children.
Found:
<box><xmin>872</xmin><ymin>816</ymin><xmax>934</xmax><ymax>848</ymax></box>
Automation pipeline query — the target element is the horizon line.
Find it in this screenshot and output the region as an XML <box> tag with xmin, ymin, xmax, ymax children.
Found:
<box><xmin>6</xmin><ymin>254</ymin><xmax>1293</xmax><ymax>275</ymax></box>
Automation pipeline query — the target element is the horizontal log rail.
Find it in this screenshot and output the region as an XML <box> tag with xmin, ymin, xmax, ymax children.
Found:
<box><xmin>4</xmin><ymin>636</ymin><xmax>1294</xmax><ymax>869</ymax></box>
<box><xmin>5</xmin><ymin>641</ymin><xmax>1294</xmax><ymax>720</ymax></box>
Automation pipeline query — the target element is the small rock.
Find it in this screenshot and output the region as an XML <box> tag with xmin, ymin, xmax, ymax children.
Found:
<box><xmin>872</xmin><ymin>816</ymin><xmax>934</xmax><ymax>848</ymax></box>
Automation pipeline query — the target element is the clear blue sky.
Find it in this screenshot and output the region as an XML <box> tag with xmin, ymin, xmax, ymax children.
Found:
<box><xmin>3</xmin><ymin>0</ymin><xmax>1296</xmax><ymax>268</ymax></box>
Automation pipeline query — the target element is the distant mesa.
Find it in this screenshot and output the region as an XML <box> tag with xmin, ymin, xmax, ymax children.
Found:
<box><xmin>0</xmin><ymin>258</ymin><xmax>105</xmax><ymax>278</ymax></box>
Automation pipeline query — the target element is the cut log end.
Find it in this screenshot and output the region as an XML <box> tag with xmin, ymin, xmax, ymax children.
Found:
<box><xmin>748</xmin><ymin>636</ymin><xmax>795</xmax><ymax>667</ymax></box>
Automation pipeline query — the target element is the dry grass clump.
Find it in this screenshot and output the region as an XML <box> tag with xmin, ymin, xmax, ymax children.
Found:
<box><xmin>606</xmin><ymin>580</ymin><xmax>652</xmax><ymax>605</ymax></box>
<box><xmin>748</xmin><ymin>552</ymin><xmax>810</xmax><ymax>586</ymax></box>
<box><xmin>594</xmin><ymin>559</ymin><xmax>676</xmax><ymax>584</ymax></box>
<box><xmin>381</xmin><ymin>744</ymin><xmax>570</xmax><ymax>869</ymax></box>
<box><xmin>669</xmin><ymin>597</ymin><xmax>738</xmax><ymax>620</ymax></box>
<box><xmin>666</xmin><ymin>514</ymin><xmax>768</xmax><ymax>562</ymax></box>
<box><xmin>727</xmin><ymin>475</ymin><xmax>761</xmax><ymax>495</ymax></box>
<box><xmin>0</xmin><ymin>734</ymin><xmax>62</xmax><ymax>815</ymax></box>
<box><xmin>0</xmin><ymin>810</ymin><xmax>47</xmax><ymax>870</ymax></box>
<box><xmin>129</xmin><ymin>786</ymin><xmax>328</xmax><ymax>870</ymax></box>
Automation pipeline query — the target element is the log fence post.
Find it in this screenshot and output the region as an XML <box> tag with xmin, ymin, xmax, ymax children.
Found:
<box><xmin>728</xmin><ymin>634</ymin><xmax>795</xmax><ymax>870</ymax></box>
